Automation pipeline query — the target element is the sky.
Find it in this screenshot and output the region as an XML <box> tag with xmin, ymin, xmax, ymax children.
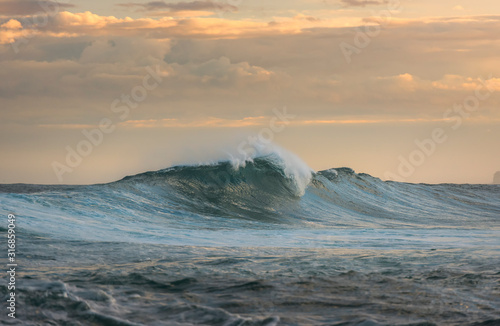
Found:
<box><xmin>0</xmin><ymin>0</ymin><xmax>499</xmax><ymax>185</ymax></box>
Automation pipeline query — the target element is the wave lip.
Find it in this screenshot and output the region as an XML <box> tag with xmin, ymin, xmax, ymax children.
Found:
<box><xmin>228</xmin><ymin>143</ymin><xmax>314</xmax><ymax>197</ymax></box>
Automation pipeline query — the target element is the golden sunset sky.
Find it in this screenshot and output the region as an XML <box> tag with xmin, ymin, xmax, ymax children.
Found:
<box><xmin>1</xmin><ymin>0</ymin><xmax>499</xmax><ymax>184</ymax></box>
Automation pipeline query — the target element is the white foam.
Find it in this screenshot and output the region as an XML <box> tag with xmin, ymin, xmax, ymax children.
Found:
<box><xmin>228</xmin><ymin>142</ymin><xmax>314</xmax><ymax>196</ymax></box>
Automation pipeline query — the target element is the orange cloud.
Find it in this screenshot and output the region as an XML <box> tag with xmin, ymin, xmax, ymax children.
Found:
<box><xmin>0</xmin><ymin>9</ymin><xmax>395</xmax><ymax>44</ymax></box>
<box><xmin>0</xmin><ymin>11</ymin><xmax>300</xmax><ymax>43</ymax></box>
<box><xmin>1</xmin><ymin>19</ymin><xmax>22</xmax><ymax>29</ymax></box>
<box><xmin>2</xmin><ymin>10</ymin><xmax>500</xmax><ymax>45</ymax></box>
<box><xmin>147</xmin><ymin>10</ymin><xmax>216</xmax><ymax>17</ymax></box>
<box><xmin>43</xmin><ymin>116</ymin><xmax>483</xmax><ymax>130</ymax></box>
<box><xmin>376</xmin><ymin>73</ymin><xmax>500</xmax><ymax>93</ymax></box>
<box><xmin>119</xmin><ymin>117</ymin><xmax>270</xmax><ymax>128</ymax></box>
<box><xmin>0</xmin><ymin>19</ymin><xmax>30</xmax><ymax>44</ymax></box>
<box><xmin>431</xmin><ymin>75</ymin><xmax>500</xmax><ymax>91</ymax></box>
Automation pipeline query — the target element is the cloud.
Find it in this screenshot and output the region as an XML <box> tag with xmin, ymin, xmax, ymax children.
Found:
<box><xmin>0</xmin><ymin>0</ymin><xmax>74</xmax><ymax>16</ymax></box>
<box><xmin>0</xmin><ymin>19</ymin><xmax>24</xmax><ymax>43</ymax></box>
<box><xmin>78</xmin><ymin>37</ymin><xmax>171</xmax><ymax>64</ymax></box>
<box><xmin>119</xmin><ymin>116</ymin><xmax>268</xmax><ymax>128</ymax></box>
<box><xmin>2</xmin><ymin>9</ymin><xmax>499</xmax><ymax>46</ymax></box>
<box><xmin>430</xmin><ymin>75</ymin><xmax>500</xmax><ymax>91</ymax></box>
<box><xmin>117</xmin><ymin>0</ymin><xmax>238</xmax><ymax>13</ymax></box>
<box><xmin>41</xmin><ymin>116</ymin><xmax>480</xmax><ymax>130</ymax></box>
<box><xmin>2</xmin><ymin>9</ymin><xmax>500</xmax><ymax>127</ymax></box>
<box><xmin>375</xmin><ymin>73</ymin><xmax>500</xmax><ymax>93</ymax></box>
<box><xmin>187</xmin><ymin>56</ymin><xmax>273</xmax><ymax>84</ymax></box>
<box><xmin>0</xmin><ymin>19</ymin><xmax>21</xmax><ymax>29</ymax></box>
<box><xmin>293</xmin><ymin>14</ymin><xmax>320</xmax><ymax>22</ymax></box>
<box><xmin>340</xmin><ymin>0</ymin><xmax>388</xmax><ymax>7</ymax></box>
<box><xmin>0</xmin><ymin>10</ymin><xmax>340</xmax><ymax>43</ymax></box>
<box><xmin>147</xmin><ymin>10</ymin><xmax>215</xmax><ymax>17</ymax></box>
<box><xmin>0</xmin><ymin>11</ymin><xmax>294</xmax><ymax>42</ymax></box>
<box><xmin>0</xmin><ymin>40</ymin><xmax>275</xmax><ymax>108</ymax></box>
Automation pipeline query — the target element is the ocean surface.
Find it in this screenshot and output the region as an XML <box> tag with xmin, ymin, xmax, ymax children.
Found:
<box><xmin>1</xmin><ymin>150</ymin><xmax>499</xmax><ymax>325</ymax></box>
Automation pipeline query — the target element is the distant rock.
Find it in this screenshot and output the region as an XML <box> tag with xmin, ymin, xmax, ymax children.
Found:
<box><xmin>494</xmin><ymin>171</ymin><xmax>500</xmax><ymax>185</ymax></box>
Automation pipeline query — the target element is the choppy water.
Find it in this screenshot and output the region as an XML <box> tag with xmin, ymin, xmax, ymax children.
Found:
<box><xmin>1</xmin><ymin>151</ymin><xmax>499</xmax><ymax>325</ymax></box>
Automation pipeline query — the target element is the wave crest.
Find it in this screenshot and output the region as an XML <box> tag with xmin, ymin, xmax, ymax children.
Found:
<box><xmin>122</xmin><ymin>145</ymin><xmax>314</xmax><ymax>198</ymax></box>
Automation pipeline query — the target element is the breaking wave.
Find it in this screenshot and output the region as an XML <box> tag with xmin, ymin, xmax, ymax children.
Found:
<box><xmin>0</xmin><ymin>147</ymin><xmax>499</xmax><ymax>245</ymax></box>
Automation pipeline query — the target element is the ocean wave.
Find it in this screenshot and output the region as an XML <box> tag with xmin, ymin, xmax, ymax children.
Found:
<box><xmin>0</xmin><ymin>148</ymin><xmax>499</xmax><ymax>244</ymax></box>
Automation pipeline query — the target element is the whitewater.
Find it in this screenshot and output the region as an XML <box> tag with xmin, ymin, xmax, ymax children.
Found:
<box><xmin>0</xmin><ymin>148</ymin><xmax>499</xmax><ymax>325</ymax></box>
